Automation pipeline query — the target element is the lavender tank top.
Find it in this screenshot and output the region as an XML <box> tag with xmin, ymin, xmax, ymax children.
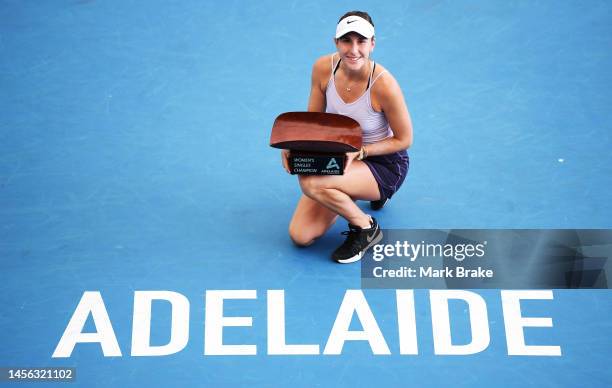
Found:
<box><xmin>325</xmin><ymin>55</ymin><xmax>393</xmax><ymax>144</ymax></box>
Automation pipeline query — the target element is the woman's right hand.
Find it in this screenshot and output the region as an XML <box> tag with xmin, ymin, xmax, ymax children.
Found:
<box><xmin>281</xmin><ymin>150</ymin><xmax>291</xmax><ymax>174</ymax></box>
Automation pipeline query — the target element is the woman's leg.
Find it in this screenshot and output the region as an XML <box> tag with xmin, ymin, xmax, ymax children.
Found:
<box><xmin>288</xmin><ymin>160</ymin><xmax>381</xmax><ymax>246</ymax></box>
<box><xmin>298</xmin><ymin>160</ymin><xmax>380</xmax><ymax>228</ymax></box>
<box><xmin>288</xmin><ymin>195</ymin><xmax>338</xmax><ymax>246</ymax></box>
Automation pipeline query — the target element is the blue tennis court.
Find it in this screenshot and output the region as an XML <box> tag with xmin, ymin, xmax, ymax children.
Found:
<box><xmin>1</xmin><ymin>1</ymin><xmax>611</xmax><ymax>386</ymax></box>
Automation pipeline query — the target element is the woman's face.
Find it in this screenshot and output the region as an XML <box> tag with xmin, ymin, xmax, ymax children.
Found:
<box><xmin>335</xmin><ymin>32</ymin><xmax>375</xmax><ymax>72</ymax></box>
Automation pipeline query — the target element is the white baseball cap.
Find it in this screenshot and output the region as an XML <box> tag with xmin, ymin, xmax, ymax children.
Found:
<box><xmin>335</xmin><ymin>16</ymin><xmax>375</xmax><ymax>39</ymax></box>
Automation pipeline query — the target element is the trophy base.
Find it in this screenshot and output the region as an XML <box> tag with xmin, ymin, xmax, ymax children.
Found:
<box><xmin>289</xmin><ymin>151</ymin><xmax>346</xmax><ymax>175</ymax></box>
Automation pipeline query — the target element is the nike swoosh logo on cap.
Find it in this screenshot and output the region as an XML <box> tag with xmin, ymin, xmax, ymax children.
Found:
<box><xmin>347</xmin><ymin>19</ymin><xmax>357</xmax><ymax>24</ymax></box>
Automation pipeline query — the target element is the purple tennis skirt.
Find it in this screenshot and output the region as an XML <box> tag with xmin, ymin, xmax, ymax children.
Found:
<box><xmin>363</xmin><ymin>150</ymin><xmax>409</xmax><ymax>200</ymax></box>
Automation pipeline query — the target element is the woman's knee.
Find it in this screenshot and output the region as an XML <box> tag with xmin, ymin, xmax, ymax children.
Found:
<box><xmin>288</xmin><ymin>223</ymin><xmax>317</xmax><ymax>247</ymax></box>
<box><xmin>298</xmin><ymin>175</ymin><xmax>325</xmax><ymax>198</ymax></box>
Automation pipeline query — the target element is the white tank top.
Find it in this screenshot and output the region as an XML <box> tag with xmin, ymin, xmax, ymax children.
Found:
<box><xmin>325</xmin><ymin>55</ymin><xmax>393</xmax><ymax>144</ymax></box>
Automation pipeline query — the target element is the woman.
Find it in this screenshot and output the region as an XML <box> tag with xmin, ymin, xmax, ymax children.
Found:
<box><xmin>283</xmin><ymin>11</ymin><xmax>413</xmax><ymax>264</ymax></box>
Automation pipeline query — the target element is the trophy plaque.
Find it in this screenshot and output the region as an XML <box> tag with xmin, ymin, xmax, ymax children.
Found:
<box><xmin>269</xmin><ymin>112</ymin><xmax>363</xmax><ymax>175</ymax></box>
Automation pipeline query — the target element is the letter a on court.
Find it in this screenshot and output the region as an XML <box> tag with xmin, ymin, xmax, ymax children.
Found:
<box><xmin>326</xmin><ymin>158</ymin><xmax>340</xmax><ymax>170</ymax></box>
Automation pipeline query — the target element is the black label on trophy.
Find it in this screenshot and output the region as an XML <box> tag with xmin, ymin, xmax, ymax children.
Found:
<box><xmin>289</xmin><ymin>152</ymin><xmax>346</xmax><ymax>175</ymax></box>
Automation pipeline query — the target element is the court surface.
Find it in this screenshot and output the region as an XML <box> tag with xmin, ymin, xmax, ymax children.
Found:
<box><xmin>1</xmin><ymin>1</ymin><xmax>611</xmax><ymax>387</ymax></box>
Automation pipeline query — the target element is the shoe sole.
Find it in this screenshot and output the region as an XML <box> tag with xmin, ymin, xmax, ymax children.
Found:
<box><xmin>335</xmin><ymin>229</ymin><xmax>384</xmax><ymax>264</ymax></box>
